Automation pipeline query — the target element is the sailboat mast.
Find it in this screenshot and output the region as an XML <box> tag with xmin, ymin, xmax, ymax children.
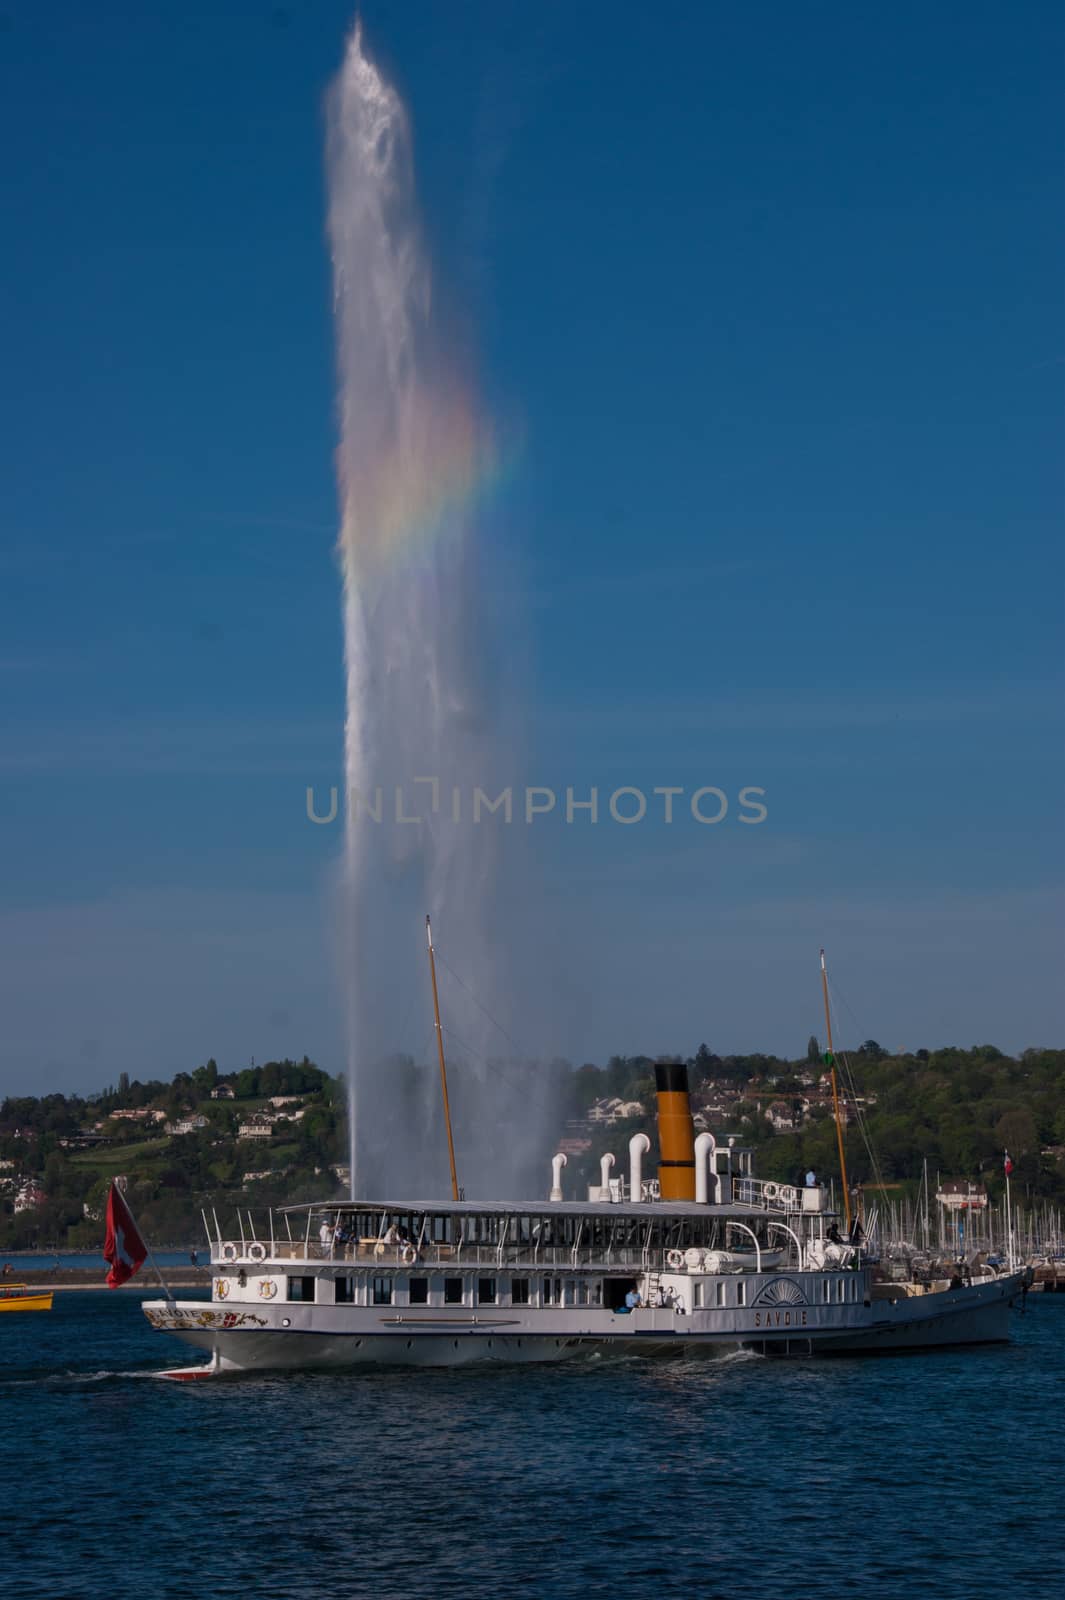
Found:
<box><xmin>820</xmin><ymin>948</ymin><xmax>853</xmax><ymax>1234</ymax></box>
<box><xmin>426</xmin><ymin>915</ymin><xmax>460</xmax><ymax>1202</ymax></box>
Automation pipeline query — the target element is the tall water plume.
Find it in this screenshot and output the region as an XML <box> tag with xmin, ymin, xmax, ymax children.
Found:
<box><xmin>327</xmin><ymin>24</ymin><xmax>542</xmax><ymax>1198</ymax></box>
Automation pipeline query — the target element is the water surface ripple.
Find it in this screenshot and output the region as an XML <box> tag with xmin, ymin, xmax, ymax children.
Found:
<box><xmin>3</xmin><ymin>1293</ymin><xmax>1062</xmax><ymax>1599</ymax></box>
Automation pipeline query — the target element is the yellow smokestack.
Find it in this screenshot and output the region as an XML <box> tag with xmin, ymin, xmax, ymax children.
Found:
<box><xmin>654</xmin><ymin>1057</ymin><xmax>696</xmax><ymax>1201</ymax></box>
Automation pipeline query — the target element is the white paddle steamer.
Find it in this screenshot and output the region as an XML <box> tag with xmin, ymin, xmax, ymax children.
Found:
<box><xmin>144</xmin><ymin>1059</ymin><xmax>1026</xmax><ymax>1373</ymax></box>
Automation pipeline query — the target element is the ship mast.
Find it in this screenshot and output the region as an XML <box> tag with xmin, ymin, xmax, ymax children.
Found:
<box><xmin>820</xmin><ymin>948</ymin><xmax>852</xmax><ymax>1234</ymax></box>
<box><xmin>426</xmin><ymin>915</ymin><xmax>460</xmax><ymax>1202</ymax></box>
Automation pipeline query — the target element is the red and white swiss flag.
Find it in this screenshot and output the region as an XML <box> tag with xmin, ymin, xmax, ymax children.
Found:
<box><xmin>1003</xmin><ymin>1151</ymin><xmax>1014</xmax><ymax>1177</ymax></box>
<box><xmin>103</xmin><ymin>1182</ymin><xmax>148</xmax><ymax>1288</ymax></box>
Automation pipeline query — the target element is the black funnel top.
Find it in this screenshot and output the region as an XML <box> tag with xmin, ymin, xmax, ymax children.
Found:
<box><xmin>653</xmin><ymin>1059</ymin><xmax>690</xmax><ymax>1095</ymax></box>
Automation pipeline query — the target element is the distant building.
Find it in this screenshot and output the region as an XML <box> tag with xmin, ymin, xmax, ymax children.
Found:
<box><xmin>765</xmin><ymin>1101</ymin><xmax>798</xmax><ymax>1133</ymax></box>
<box><xmin>936</xmin><ymin>1180</ymin><xmax>989</xmax><ymax>1212</ymax></box>
<box><xmin>237</xmin><ymin>1115</ymin><xmax>276</xmax><ymax>1141</ymax></box>
<box><xmin>165</xmin><ymin>1115</ymin><xmax>208</xmax><ymax>1136</ymax></box>
<box><xmin>210</xmin><ymin>1084</ymin><xmax>235</xmax><ymax>1100</ymax></box>
<box><xmin>14</xmin><ymin>1181</ymin><xmax>46</xmax><ymax>1213</ymax></box>
<box><xmin>588</xmin><ymin>1097</ymin><xmax>646</xmax><ymax>1126</ymax></box>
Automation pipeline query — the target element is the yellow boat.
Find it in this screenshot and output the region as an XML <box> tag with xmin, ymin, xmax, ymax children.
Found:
<box><xmin>0</xmin><ymin>1282</ymin><xmax>54</xmax><ymax>1313</ymax></box>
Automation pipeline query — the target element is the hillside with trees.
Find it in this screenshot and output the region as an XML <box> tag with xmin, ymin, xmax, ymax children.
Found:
<box><xmin>558</xmin><ymin>1042</ymin><xmax>1064</xmax><ymax>1206</ymax></box>
<box><xmin>1</xmin><ymin>1042</ymin><xmax>1061</xmax><ymax>1250</ymax></box>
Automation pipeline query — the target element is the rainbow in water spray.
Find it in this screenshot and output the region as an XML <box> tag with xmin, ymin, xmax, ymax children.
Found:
<box><xmin>326</xmin><ymin>21</ymin><xmax>516</xmax><ymax>1198</ymax></box>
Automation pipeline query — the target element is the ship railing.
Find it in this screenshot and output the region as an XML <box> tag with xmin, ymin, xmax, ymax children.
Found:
<box><xmin>213</xmin><ymin>1241</ymin><xmax>675</xmax><ymax>1272</ymax></box>
<box><xmin>733</xmin><ymin>1177</ymin><xmax>806</xmax><ymax>1211</ymax></box>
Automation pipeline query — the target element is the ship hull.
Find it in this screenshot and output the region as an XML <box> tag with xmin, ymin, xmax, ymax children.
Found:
<box><xmin>144</xmin><ymin>1272</ymin><xmax>1024</xmax><ymax>1372</ymax></box>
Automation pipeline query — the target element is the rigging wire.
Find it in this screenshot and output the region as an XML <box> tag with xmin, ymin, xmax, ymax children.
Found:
<box><xmin>430</xmin><ymin>942</ymin><xmax>589</xmax><ymax>1127</ymax></box>
<box><xmin>432</xmin><ymin>947</ymin><xmax>535</xmax><ymax>1064</ymax></box>
<box><xmin>824</xmin><ymin>973</ymin><xmax>889</xmax><ymax>1202</ymax></box>
<box><xmin>436</xmin><ymin>1020</ymin><xmax>564</xmax><ymax>1126</ymax></box>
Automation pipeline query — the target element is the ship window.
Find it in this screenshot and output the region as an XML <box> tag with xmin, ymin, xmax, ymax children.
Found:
<box><xmin>444</xmin><ymin>1278</ymin><xmax>463</xmax><ymax>1305</ymax></box>
<box><xmin>736</xmin><ymin>1282</ymin><xmax>746</xmax><ymax>1306</ymax></box>
<box><xmin>577</xmin><ymin>1280</ymin><xmax>589</xmax><ymax>1306</ymax></box>
<box><xmin>822</xmin><ymin>1279</ymin><xmax>830</xmax><ymax>1303</ymax></box>
<box><xmin>543</xmin><ymin>1276</ymin><xmax>563</xmax><ymax>1305</ymax></box>
<box><xmin>335</xmin><ymin>1276</ymin><xmax>355</xmax><ymax>1304</ymax></box>
<box><xmin>287</xmin><ymin>1276</ymin><xmax>315</xmax><ymax>1302</ymax></box>
<box><xmin>693</xmin><ymin>1282</ymin><xmax>703</xmax><ymax>1309</ymax></box>
<box><xmin>409</xmin><ymin>1277</ymin><xmax>429</xmax><ymax>1304</ymax></box>
<box><xmin>372</xmin><ymin>1276</ymin><xmax>393</xmax><ymax>1306</ymax></box>
<box><xmin>836</xmin><ymin>1279</ymin><xmax>845</xmax><ymax>1302</ymax></box>
<box><xmin>478</xmin><ymin>1278</ymin><xmax>496</xmax><ymax>1304</ymax></box>
<box><xmin>715</xmin><ymin>1281</ymin><xmax>725</xmax><ymax>1307</ymax></box>
<box><xmin>511</xmin><ymin>1279</ymin><xmax>530</xmax><ymax>1305</ymax></box>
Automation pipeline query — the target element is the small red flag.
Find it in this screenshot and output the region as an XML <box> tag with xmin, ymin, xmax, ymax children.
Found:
<box><xmin>1003</xmin><ymin>1151</ymin><xmax>1013</xmax><ymax>1177</ymax></box>
<box><xmin>103</xmin><ymin>1182</ymin><xmax>148</xmax><ymax>1288</ymax></box>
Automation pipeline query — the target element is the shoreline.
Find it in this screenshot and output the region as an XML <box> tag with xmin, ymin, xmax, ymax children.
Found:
<box><xmin>6</xmin><ymin>1268</ymin><xmax>209</xmax><ymax>1292</ymax></box>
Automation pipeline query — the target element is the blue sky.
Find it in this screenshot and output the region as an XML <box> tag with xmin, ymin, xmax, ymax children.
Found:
<box><xmin>1</xmin><ymin>0</ymin><xmax>1062</xmax><ymax>1096</ymax></box>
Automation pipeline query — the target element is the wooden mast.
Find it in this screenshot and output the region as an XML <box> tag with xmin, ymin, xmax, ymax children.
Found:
<box><xmin>820</xmin><ymin>948</ymin><xmax>852</xmax><ymax>1234</ymax></box>
<box><xmin>426</xmin><ymin>915</ymin><xmax>460</xmax><ymax>1202</ymax></box>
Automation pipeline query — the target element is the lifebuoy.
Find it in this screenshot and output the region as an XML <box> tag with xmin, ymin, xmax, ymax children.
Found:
<box><xmin>221</xmin><ymin>1243</ymin><xmax>238</xmax><ymax>1262</ymax></box>
<box><xmin>401</xmin><ymin>1244</ymin><xmax>418</xmax><ymax>1265</ymax></box>
<box><xmin>779</xmin><ymin>1185</ymin><xmax>798</xmax><ymax>1206</ymax></box>
<box><xmin>666</xmin><ymin>1248</ymin><xmax>685</xmax><ymax>1269</ymax></box>
<box><xmin>764</xmin><ymin>1182</ymin><xmax>779</xmax><ymax>1201</ymax></box>
<box><xmin>215</xmin><ymin>1279</ymin><xmax>229</xmax><ymax>1300</ymax></box>
<box><xmin>258</xmin><ymin>1279</ymin><xmax>277</xmax><ymax>1300</ymax></box>
<box><xmin>248</xmin><ymin>1242</ymin><xmax>267</xmax><ymax>1262</ymax></box>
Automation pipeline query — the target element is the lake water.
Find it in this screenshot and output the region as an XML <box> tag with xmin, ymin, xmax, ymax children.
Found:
<box><xmin>2</xmin><ymin>1292</ymin><xmax>1063</xmax><ymax>1600</ymax></box>
<box><xmin>4</xmin><ymin>1250</ymin><xmax>202</xmax><ymax>1272</ymax></box>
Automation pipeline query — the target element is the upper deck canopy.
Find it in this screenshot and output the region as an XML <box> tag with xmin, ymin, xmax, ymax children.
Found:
<box><xmin>278</xmin><ymin>1197</ymin><xmax>810</xmax><ymax>1221</ymax></box>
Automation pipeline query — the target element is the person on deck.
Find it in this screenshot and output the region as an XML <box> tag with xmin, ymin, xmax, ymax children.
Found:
<box><xmin>805</xmin><ymin>1169</ymin><xmax>817</xmax><ymax>1187</ymax></box>
<box><xmin>624</xmin><ymin>1288</ymin><xmax>642</xmax><ymax>1311</ymax></box>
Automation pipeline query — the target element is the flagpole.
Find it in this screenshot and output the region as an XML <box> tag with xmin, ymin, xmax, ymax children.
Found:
<box><xmin>1004</xmin><ymin>1155</ymin><xmax>1015</xmax><ymax>1272</ymax></box>
<box><xmin>110</xmin><ymin>1181</ymin><xmax>175</xmax><ymax>1304</ymax></box>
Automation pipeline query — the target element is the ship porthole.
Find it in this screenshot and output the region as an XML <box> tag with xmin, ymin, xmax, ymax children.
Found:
<box><xmin>282</xmin><ymin>1317</ymin><xmax>291</xmax><ymax>1327</ymax></box>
